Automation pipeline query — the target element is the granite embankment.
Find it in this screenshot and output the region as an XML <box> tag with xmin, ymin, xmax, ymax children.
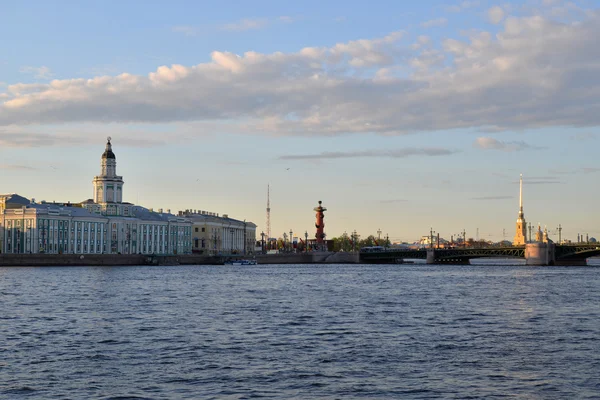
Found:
<box><xmin>0</xmin><ymin>252</ymin><xmax>359</xmax><ymax>267</ymax></box>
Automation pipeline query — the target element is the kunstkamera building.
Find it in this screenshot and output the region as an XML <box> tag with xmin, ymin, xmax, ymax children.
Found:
<box><xmin>0</xmin><ymin>138</ymin><xmax>192</xmax><ymax>255</ymax></box>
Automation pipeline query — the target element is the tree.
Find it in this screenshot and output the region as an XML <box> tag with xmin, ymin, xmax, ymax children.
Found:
<box><xmin>359</xmin><ymin>235</ymin><xmax>377</xmax><ymax>248</ymax></box>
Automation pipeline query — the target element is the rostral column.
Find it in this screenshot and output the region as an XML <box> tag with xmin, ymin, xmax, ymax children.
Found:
<box><xmin>314</xmin><ymin>200</ymin><xmax>327</xmax><ymax>249</ymax></box>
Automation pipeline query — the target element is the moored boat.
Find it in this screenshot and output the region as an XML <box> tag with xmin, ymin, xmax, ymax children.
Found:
<box><xmin>224</xmin><ymin>259</ymin><xmax>258</xmax><ymax>266</ymax></box>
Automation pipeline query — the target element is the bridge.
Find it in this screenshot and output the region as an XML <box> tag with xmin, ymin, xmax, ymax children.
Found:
<box><xmin>360</xmin><ymin>244</ymin><xmax>600</xmax><ymax>265</ymax></box>
<box><xmin>554</xmin><ymin>244</ymin><xmax>600</xmax><ymax>264</ymax></box>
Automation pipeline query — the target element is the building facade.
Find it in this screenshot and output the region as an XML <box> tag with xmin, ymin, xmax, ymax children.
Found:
<box><xmin>184</xmin><ymin>210</ymin><xmax>257</xmax><ymax>255</ymax></box>
<box><xmin>1</xmin><ymin>139</ymin><xmax>192</xmax><ymax>255</ymax></box>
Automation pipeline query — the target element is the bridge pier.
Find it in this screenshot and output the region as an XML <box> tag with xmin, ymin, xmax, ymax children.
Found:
<box><xmin>525</xmin><ymin>242</ymin><xmax>555</xmax><ymax>266</ymax></box>
<box><xmin>426</xmin><ymin>249</ymin><xmax>435</xmax><ymax>264</ymax></box>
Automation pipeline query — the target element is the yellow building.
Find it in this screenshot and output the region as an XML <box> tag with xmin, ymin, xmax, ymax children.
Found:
<box><xmin>182</xmin><ymin>210</ymin><xmax>257</xmax><ymax>255</ymax></box>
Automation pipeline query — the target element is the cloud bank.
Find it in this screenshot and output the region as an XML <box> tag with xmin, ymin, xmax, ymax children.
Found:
<box><xmin>473</xmin><ymin>137</ymin><xmax>542</xmax><ymax>151</ymax></box>
<box><xmin>1</xmin><ymin>6</ymin><xmax>599</xmax><ymax>138</ymax></box>
<box><xmin>279</xmin><ymin>148</ymin><xmax>458</xmax><ymax>160</ymax></box>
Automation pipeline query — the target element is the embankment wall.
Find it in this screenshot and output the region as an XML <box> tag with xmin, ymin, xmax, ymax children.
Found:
<box><xmin>0</xmin><ymin>252</ymin><xmax>359</xmax><ymax>267</ymax></box>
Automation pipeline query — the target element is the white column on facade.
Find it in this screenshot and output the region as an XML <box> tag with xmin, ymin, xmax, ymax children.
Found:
<box><xmin>36</xmin><ymin>218</ymin><xmax>41</xmax><ymax>253</ymax></box>
<box><xmin>69</xmin><ymin>219</ymin><xmax>72</xmax><ymax>253</ymax></box>
<box><xmin>87</xmin><ymin>222</ymin><xmax>91</xmax><ymax>253</ymax></box>
<box><xmin>80</xmin><ymin>222</ymin><xmax>84</xmax><ymax>253</ymax></box>
<box><xmin>90</xmin><ymin>223</ymin><xmax>94</xmax><ymax>253</ymax></box>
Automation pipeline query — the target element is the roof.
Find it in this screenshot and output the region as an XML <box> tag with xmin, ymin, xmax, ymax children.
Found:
<box><xmin>23</xmin><ymin>203</ymin><xmax>102</xmax><ymax>218</ymax></box>
<box><xmin>0</xmin><ymin>194</ymin><xmax>31</xmax><ymax>207</ymax></box>
<box><xmin>101</xmin><ymin>138</ymin><xmax>116</xmax><ymax>160</ymax></box>
<box><xmin>184</xmin><ymin>213</ymin><xmax>257</xmax><ymax>228</ymax></box>
<box><xmin>133</xmin><ymin>206</ymin><xmax>191</xmax><ymax>223</ymax></box>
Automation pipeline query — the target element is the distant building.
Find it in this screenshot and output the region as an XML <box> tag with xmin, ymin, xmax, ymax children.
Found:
<box><xmin>181</xmin><ymin>210</ymin><xmax>257</xmax><ymax>255</ymax></box>
<box><xmin>419</xmin><ymin>235</ymin><xmax>448</xmax><ymax>248</ymax></box>
<box><xmin>0</xmin><ymin>138</ymin><xmax>192</xmax><ymax>254</ymax></box>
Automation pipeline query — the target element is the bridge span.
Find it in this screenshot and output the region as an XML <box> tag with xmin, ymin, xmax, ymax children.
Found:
<box><xmin>360</xmin><ymin>244</ymin><xmax>600</xmax><ymax>266</ymax></box>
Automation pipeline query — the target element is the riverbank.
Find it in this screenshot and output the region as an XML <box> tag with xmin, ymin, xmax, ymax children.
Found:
<box><xmin>0</xmin><ymin>252</ymin><xmax>360</xmax><ymax>267</ymax></box>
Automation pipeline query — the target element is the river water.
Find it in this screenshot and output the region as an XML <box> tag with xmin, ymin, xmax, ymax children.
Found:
<box><xmin>1</xmin><ymin>263</ymin><xmax>599</xmax><ymax>399</ymax></box>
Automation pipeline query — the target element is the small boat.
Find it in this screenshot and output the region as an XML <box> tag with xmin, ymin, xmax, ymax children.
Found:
<box><xmin>224</xmin><ymin>259</ymin><xmax>258</xmax><ymax>266</ymax></box>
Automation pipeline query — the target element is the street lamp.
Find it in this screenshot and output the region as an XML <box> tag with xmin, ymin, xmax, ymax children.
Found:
<box><xmin>212</xmin><ymin>231</ymin><xmax>219</xmax><ymax>255</ymax></box>
<box><xmin>230</xmin><ymin>228</ymin><xmax>234</xmax><ymax>254</ymax></box>
<box><xmin>430</xmin><ymin>227</ymin><xmax>435</xmax><ymax>249</ymax></box>
<box><xmin>304</xmin><ymin>230</ymin><xmax>308</xmax><ymax>252</ymax></box>
<box><xmin>261</xmin><ymin>231</ymin><xmax>266</xmax><ymax>254</ymax></box>
<box><xmin>290</xmin><ymin>229</ymin><xmax>293</xmax><ymax>253</ymax></box>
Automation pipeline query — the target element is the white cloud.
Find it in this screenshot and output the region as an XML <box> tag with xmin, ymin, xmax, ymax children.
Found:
<box><xmin>1</xmin><ymin>8</ymin><xmax>600</xmax><ymax>137</ymax></box>
<box><xmin>279</xmin><ymin>147</ymin><xmax>459</xmax><ymax>160</ymax></box>
<box><xmin>0</xmin><ymin>164</ymin><xmax>37</xmax><ymax>170</ymax></box>
<box><xmin>0</xmin><ymin>126</ymin><xmax>168</xmax><ymax>148</ymax></box>
<box><xmin>19</xmin><ymin>66</ymin><xmax>53</xmax><ymax>79</ymax></box>
<box><xmin>421</xmin><ymin>18</ymin><xmax>448</xmax><ymax>28</ymax></box>
<box><xmin>171</xmin><ymin>25</ymin><xmax>198</xmax><ymax>36</ymax></box>
<box><xmin>473</xmin><ymin>137</ymin><xmax>541</xmax><ymax>151</ymax></box>
<box><xmin>488</xmin><ymin>6</ymin><xmax>506</xmax><ymax>24</ymax></box>
<box><xmin>446</xmin><ymin>1</ymin><xmax>480</xmax><ymax>12</ymax></box>
<box><xmin>220</xmin><ymin>18</ymin><xmax>268</xmax><ymax>32</ymax></box>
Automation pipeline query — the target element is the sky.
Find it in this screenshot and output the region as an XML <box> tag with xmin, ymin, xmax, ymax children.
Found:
<box><xmin>1</xmin><ymin>0</ymin><xmax>599</xmax><ymax>243</ymax></box>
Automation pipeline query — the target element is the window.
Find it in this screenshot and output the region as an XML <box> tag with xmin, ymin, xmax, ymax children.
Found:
<box><xmin>195</xmin><ymin>227</ymin><xmax>198</xmax><ymax>232</ymax></box>
<box><xmin>202</xmin><ymin>227</ymin><xmax>205</xmax><ymax>232</ymax></box>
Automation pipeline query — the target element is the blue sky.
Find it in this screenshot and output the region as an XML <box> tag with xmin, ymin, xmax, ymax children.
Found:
<box><xmin>1</xmin><ymin>0</ymin><xmax>599</xmax><ymax>243</ymax></box>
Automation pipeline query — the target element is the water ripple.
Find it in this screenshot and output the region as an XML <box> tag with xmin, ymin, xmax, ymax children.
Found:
<box><xmin>1</xmin><ymin>263</ymin><xmax>599</xmax><ymax>398</ymax></box>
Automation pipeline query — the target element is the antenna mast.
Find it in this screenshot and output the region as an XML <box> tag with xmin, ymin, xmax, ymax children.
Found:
<box><xmin>266</xmin><ymin>184</ymin><xmax>271</xmax><ymax>239</ymax></box>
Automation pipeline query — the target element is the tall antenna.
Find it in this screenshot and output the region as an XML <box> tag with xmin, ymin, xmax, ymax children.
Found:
<box><xmin>266</xmin><ymin>184</ymin><xmax>271</xmax><ymax>239</ymax></box>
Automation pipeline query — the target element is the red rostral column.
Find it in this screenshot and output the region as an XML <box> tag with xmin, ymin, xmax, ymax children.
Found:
<box><xmin>314</xmin><ymin>200</ymin><xmax>327</xmax><ymax>248</ymax></box>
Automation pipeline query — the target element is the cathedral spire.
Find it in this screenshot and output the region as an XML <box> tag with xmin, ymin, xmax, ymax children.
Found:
<box><xmin>513</xmin><ymin>173</ymin><xmax>527</xmax><ymax>245</ymax></box>
<box><xmin>519</xmin><ymin>173</ymin><xmax>523</xmax><ymax>212</ymax></box>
